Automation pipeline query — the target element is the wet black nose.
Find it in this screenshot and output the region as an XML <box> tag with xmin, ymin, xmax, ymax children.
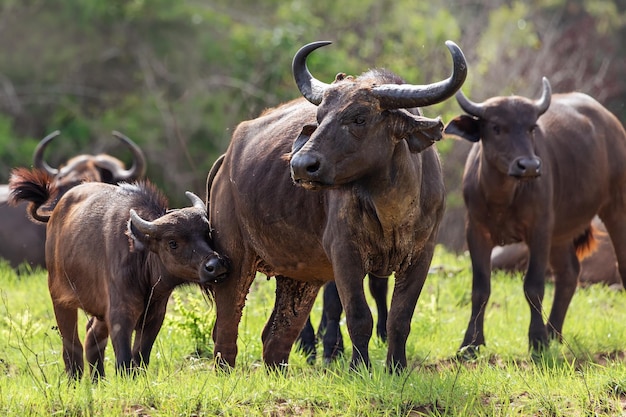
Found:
<box><xmin>201</xmin><ymin>256</ymin><xmax>228</xmax><ymax>284</ymax></box>
<box><xmin>290</xmin><ymin>152</ymin><xmax>321</xmax><ymax>180</ymax></box>
<box><xmin>509</xmin><ymin>156</ymin><xmax>541</xmax><ymax>178</ymax></box>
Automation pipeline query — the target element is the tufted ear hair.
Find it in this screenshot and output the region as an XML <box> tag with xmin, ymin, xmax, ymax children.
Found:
<box><xmin>392</xmin><ymin>110</ymin><xmax>444</xmax><ymax>153</ymax></box>
<box><xmin>126</xmin><ymin>218</ymin><xmax>147</xmax><ymax>252</ymax></box>
<box><xmin>444</xmin><ymin>115</ymin><xmax>481</xmax><ymax>142</ymax></box>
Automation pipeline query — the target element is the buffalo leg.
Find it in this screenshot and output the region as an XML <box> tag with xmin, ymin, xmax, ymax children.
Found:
<box><xmin>84</xmin><ymin>317</ymin><xmax>109</xmax><ymax>380</ymax></box>
<box><xmin>132</xmin><ymin>298</ymin><xmax>169</xmax><ymax>369</ymax></box>
<box><xmin>261</xmin><ymin>275</ymin><xmax>321</xmax><ymax>369</ymax></box>
<box><xmin>320</xmin><ymin>281</ymin><xmax>344</xmax><ymax>362</ymax></box>
<box><xmin>599</xmin><ymin>207</ymin><xmax>626</xmax><ymax>287</ymax></box>
<box><xmin>108</xmin><ymin>314</ymin><xmax>136</xmax><ymax>376</ymax></box>
<box><xmin>53</xmin><ymin>303</ymin><xmax>84</xmax><ymax>380</ymax></box>
<box><xmin>368</xmin><ymin>275</ymin><xmax>389</xmax><ymax>342</ymax></box>
<box><xmin>212</xmin><ymin>266</ymin><xmax>257</xmax><ymax>368</ymax></box>
<box><xmin>524</xmin><ymin>233</ymin><xmax>552</xmax><ymax>352</ymax></box>
<box><xmin>386</xmin><ymin>242</ymin><xmax>434</xmax><ymax>372</ymax></box>
<box><xmin>295</xmin><ymin>317</ymin><xmax>317</xmax><ymax>364</ymax></box>
<box><xmin>332</xmin><ymin>259</ymin><xmax>372</xmax><ymax>370</ymax></box>
<box><xmin>547</xmin><ymin>243</ymin><xmax>580</xmax><ymax>341</ymax></box>
<box><xmin>460</xmin><ymin>222</ymin><xmax>493</xmax><ymax>354</ymax></box>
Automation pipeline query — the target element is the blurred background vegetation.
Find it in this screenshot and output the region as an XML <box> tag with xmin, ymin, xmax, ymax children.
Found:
<box><xmin>1</xmin><ymin>0</ymin><xmax>624</xmax><ymax>250</ymax></box>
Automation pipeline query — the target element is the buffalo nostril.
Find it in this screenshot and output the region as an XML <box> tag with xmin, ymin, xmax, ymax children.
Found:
<box><xmin>306</xmin><ymin>160</ymin><xmax>320</xmax><ymax>174</ymax></box>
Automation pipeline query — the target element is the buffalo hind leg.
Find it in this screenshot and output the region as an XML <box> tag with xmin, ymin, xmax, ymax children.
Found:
<box><xmin>261</xmin><ymin>275</ymin><xmax>321</xmax><ymax>370</ymax></box>
<box><xmin>547</xmin><ymin>243</ymin><xmax>580</xmax><ymax>342</ymax></box>
<box><xmin>368</xmin><ymin>275</ymin><xmax>389</xmax><ymax>342</ymax></box>
<box><xmin>599</xmin><ymin>207</ymin><xmax>626</xmax><ymax>288</ymax></box>
<box><xmin>295</xmin><ymin>317</ymin><xmax>317</xmax><ymax>364</ymax></box>
<box><xmin>320</xmin><ymin>281</ymin><xmax>344</xmax><ymax>363</ymax></box>
<box><xmin>52</xmin><ymin>303</ymin><xmax>84</xmax><ymax>380</ymax></box>
<box><xmin>85</xmin><ymin>317</ymin><xmax>109</xmax><ymax>380</ymax></box>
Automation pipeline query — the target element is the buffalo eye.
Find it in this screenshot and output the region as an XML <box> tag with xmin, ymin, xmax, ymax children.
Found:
<box><xmin>354</xmin><ymin>115</ymin><xmax>366</xmax><ymax>126</ymax></box>
<box><xmin>492</xmin><ymin>124</ymin><xmax>501</xmax><ymax>135</ymax></box>
<box><xmin>529</xmin><ymin>124</ymin><xmax>538</xmax><ymax>134</ymax></box>
<box><xmin>168</xmin><ymin>240</ymin><xmax>178</xmax><ymax>250</ymax></box>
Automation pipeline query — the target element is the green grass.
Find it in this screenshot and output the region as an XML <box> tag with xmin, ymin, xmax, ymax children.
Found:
<box><xmin>1</xmin><ymin>247</ymin><xmax>626</xmax><ymax>416</ymax></box>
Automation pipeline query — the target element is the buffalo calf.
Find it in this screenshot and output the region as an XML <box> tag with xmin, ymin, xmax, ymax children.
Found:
<box><xmin>9</xmin><ymin>168</ymin><xmax>228</xmax><ymax>380</ymax></box>
<box><xmin>445</xmin><ymin>77</ymin><xmax>626</xmax><ymax>355</ymax></box>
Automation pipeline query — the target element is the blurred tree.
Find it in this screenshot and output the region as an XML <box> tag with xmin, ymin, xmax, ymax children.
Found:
<box><xmin>0</xmin><ymin>0</ymin><xmax>623</xmax><ymax>235</ymax></box>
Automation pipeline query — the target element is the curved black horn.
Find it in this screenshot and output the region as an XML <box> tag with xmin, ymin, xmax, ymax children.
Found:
<box><xmin>534</xmin><ymin>77</ymin><xmax>552</xmax><ymax>116</ymax></box>
<box><xmin>110</xmin><ymin>131</ymin><xmax>147</xmax><ymax>181</ymax></box>
<box><xmin>455</xmin><ymin>88</ymin><xmax>486</xmax><ymax>119</ymax></box>
<box><xmin>129</xmin><ymin>209</ymin><xmax>157</xmax><ymax>235</ymax></box>
<box><xmin>292</xmin><ymin>41</ymin><xmax>333</xmax><ymax>105</ymax></box>
<box><xmin>372</xmin><ymin>40</ymin><xmax>468</xmax><ymax>109</ymax></box>
<box><xmin>205</xmin><ymin>154</ymin><xmax>225</xmax><ymax>209</ymax></box>
<box><xmin>185</xmin><ymin>191</ymin><xmax>206</xmax><ymax>211</ymax></box>
<box><xmin>32</xmin><ymin>130</ymin><xmax>62</xmax><ymax>176</ymax></box>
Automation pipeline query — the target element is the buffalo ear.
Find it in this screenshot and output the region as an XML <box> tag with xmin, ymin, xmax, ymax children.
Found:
<box><xmin>292</xmin><ymin>124</ymin><xmax>317</xmax><ymax>154</ymax></box>
<box><xmin>395</xmin><ymin>111</ymin><xmax>444</xmax><ymax>153</ymax></box>
<box><xmin>126</xmin><ymin>220</ymin><xmax>148</xmax><ymax>252</ymax></box>
<box><xmin>444</xmin><ymin>115</ymin><xmax>481</xmax><ymax>142</ymax></box>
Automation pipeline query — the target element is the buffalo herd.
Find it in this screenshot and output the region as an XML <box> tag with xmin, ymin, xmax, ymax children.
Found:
<box><xmin>5</xmin><ymin>40</ymin><xmax>626</xmax><ymax>378</ymax></box>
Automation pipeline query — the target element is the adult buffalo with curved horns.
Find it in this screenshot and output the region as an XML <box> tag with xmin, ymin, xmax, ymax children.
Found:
<box><xmin>208</xmin><ymin>40</ymin><xmax>467</xmax><ymax>371</ymax></box>
<box><xmin>0</xmin><ymin>130</ymin><xmax>146</xmax><ymax>270</ymax></box>
<box><xmin>444</xmin><ymin>77</ymin><xmax>626</xmax><ymax>355</ymax></box>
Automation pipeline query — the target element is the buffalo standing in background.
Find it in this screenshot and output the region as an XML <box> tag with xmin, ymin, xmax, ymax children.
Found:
<box><xmin>208</xmin><ymin>40</ymin><xmax>467</xmax><ymax>371</ymax></box>
<box><xmin>9</xmin><ymin>168</ymin><xmax>228</xmax><ymax>380</ymax></box>
<box><xmin>0</xmin><ymin>130</ymin><xmax>146</xmax><ymax>270</ymax></box>
<box><xmin>444</xmin><ymin>78</ymin><xmax>626</xmax><ymax>354</ymax></box>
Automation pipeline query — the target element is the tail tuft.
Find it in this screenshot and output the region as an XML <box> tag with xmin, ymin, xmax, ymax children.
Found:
<box><xmin>574</xmin><ymin>225</ymin><xmax>599</xmax><ymax>260</ymax></box>
<box><xmin>8</xmin><ymin>168</ymin><xmax>57</xmax><ymax>223</ymax></box>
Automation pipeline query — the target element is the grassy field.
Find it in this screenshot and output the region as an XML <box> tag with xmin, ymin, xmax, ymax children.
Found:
<box><xmin>2</xmin><ymin>246</ymin><xmax>626</xmax><ymax>416</ymax></box>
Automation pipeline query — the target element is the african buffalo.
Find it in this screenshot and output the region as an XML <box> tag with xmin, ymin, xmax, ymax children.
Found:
<box><xmin>208</xmin><ymin>40</ymin><xmax>467</xmax><ymax>371</ymax></box>
<box><xmin>0</xmin><ymin>130</ymin><xmax>146</xmax><ymax>270</ymax></box>
<box><xmin>9</xmin><ymin>168</ymin><xmax>228</xmax><ymax>380</ymax></box>
<box><xmin>444</xmin><ymin>77</ymin><xmax>626</xmax><ymax>354</ymax></box>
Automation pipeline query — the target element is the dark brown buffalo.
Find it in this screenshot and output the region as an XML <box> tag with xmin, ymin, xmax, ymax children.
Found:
<box><xmin>444</xmin><ymin>78</ymin><xmax>626</xmax><ymax>354</ymax></box>
<box><xmin>9</xmin><ymin>168</ymin><xmax>228</xmax><ymax>380</ymax></box>
<box><xmin>208</xmin><ymin>40</ymin><xmax>467</xmax><ymax>371</ymax></box>
<box><xmin>0</xmin><ymin>130</ymin><xmax>146</xmax><ymax>270</ymax></box>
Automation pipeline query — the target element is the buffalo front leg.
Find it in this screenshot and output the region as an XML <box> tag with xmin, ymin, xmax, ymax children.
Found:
<box><xmin>261</xmin><ymin>276</ymin><xmax>321</xmax><ymax>369</ymax></box>
<box><xmin>386</xmin><ymin>244</ymin><xmax>434</xmax><ymax>372</ymax></box>
<box><xmin>53</xmin><ymin>303</ymin><xmax>84</xmax><ymax>380</ymax></box>
<box><xmin>460</xmin><ymin>222</ymin><xmax>493</xmax><ymax>356</ymax></box>
<box><xmin>132</xmin><ymin>298</ymin><xmax>169</xmax><ymax>369</ymax></box>
<box><xmin>84</xmin><ymin>317</ymin><xmax>109</xmax><ymax>380</ymax></box>
<box><xmin>524</xmin><ymin>233</ymin><xmax>551</xmax><ymax>352</ymax></box>
<box><xmin>546</xmin><ymin>243</ymin><xmax>580</xmax><ymax>341</ymax></box>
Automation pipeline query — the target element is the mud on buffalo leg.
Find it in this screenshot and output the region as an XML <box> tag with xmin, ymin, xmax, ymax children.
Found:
<box><xmin>261</xmin><ymin>275</ymin><xmax>321</xmax><ymax>369</ymax></box>
<box><xmin>52</xmin><ymin>303</ymin><xmax>84</xmax><ymax>380</ymax></box>
<box><xmin>546</xmin><ymin>243</ymin><xmax>580</xmax><ymax>341</ymax></box>
<box><xmin>85</xmin><ymin>317</ymin><xmax>109</xmax><ymax>380</ymax></box>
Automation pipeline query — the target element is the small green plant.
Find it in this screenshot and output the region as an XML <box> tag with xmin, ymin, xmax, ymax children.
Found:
<box><xmin>169</xmin><ymin>289</ymin><xmax>215</xmax><ymax>357</ymax></box>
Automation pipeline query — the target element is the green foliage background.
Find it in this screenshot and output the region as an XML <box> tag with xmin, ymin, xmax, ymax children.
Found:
<box><xmin>1</xmin><ymin>0</ymin><xmax>624</xmax><ymax>217</ymax></box>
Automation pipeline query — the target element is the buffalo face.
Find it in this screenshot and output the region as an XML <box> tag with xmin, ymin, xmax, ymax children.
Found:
<box><xmin>128</xmin><ymin>192</ymin><xmax>229</xmax><ymax>285</ymax></box>
<box><xmin>445</xmin><ymin>78</ymin><xmax>551</xmax><ymax>180</ymax></box>
<box><xmin>289</xmin><ymin>40</ymin><xmax>467</xmax><ymax>189</ymax></box>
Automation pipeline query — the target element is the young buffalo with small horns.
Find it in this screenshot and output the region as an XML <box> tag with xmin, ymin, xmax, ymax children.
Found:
<box><xmin>9</xmin><ymin>168</ymin><xmax>229</xmax><ymax>380</ymax></box>
<box><xmin>444</xmin><ymin>77</ymin><xmax>626</xmax><ymax>356</ymax></box>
